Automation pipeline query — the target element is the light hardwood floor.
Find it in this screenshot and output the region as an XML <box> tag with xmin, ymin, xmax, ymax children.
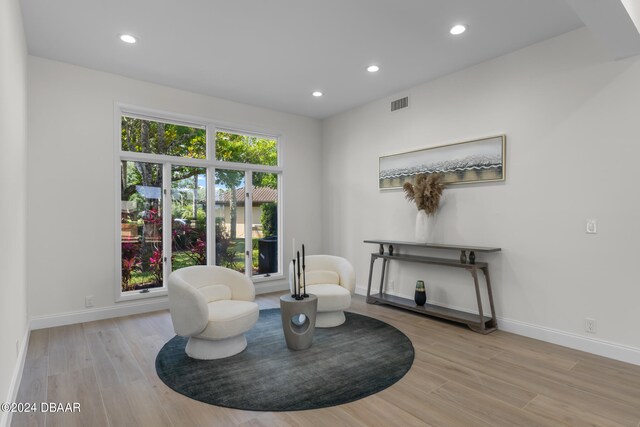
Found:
<box><xmin>11</xmin><ymin>293</ymin><xmax>640</xmax><ymax>427</ymax></box>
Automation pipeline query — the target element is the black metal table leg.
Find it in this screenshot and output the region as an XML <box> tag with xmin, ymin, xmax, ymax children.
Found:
<box><xmin>482</xmin><ymin>266</ymin><xmax>497</xmax><ymax>329</ymax></box>
<box><xmin>366</xmin><ymin>254</ymin><xmax>376</xmax><ymax>302</ymax></box>
<box><xmin>469</xmin><ymin>266</ymin><xmax>485</xmax><ymax>332</ymax></box>
<box><xmin>378</xmin><ymin>257</ymin><xmax>388</xmax><ymax>295</ymax></box>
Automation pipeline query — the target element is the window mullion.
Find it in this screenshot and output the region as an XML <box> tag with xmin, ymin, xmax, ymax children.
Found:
<box><xmin>208</xmin><ymin>127</ymin><xmax>217</xmax><ymax>270</ymax></box>
<box><xmin>162</xmin><ymin>162</ymin><xmax>172</xmax><ymax>286</ymax></box>
<box><xmin>277</xmin><ymin>173</ymin><xmax>283</xmax><ymax>277</ymax></box>
<box><xmin>207</xmin><ymin>166</ymin><xmax>215</xmax><ymax>266</ymax></box>
<box><xmin>244</xmin><ymin>171</ymin><xmax>253</xmax><ymax>277</ymax></box>
<box><xmin>207</xmin><ymin>125</ymin><xmax>215</xmax><ymax>160</ymax></box>
<box><xmin>120</xmin><ymin>151</ymin><xmax>282</xmax><ymax>173</ymax></box>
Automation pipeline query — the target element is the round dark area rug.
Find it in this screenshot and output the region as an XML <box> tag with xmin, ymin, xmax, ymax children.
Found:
<box><xmin>156</xmin><ymin>309</ymin><xmax>414</xmax><ymax>411</ymax></box>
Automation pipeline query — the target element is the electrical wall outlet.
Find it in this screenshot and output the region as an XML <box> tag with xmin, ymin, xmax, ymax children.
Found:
<box><xmin>585</xmin><ymin>317</ymin><xmax>597</xmax><ymax>333</ymax></box>
<box><xmin>85</xmin><ymin>295</ymin><xmax>94</xmax><ymax>308</ymax></box>
<box><xmin>586</xmin><ymin>219</ymin><xmax>597</xmax><ymax>234</ymax></box>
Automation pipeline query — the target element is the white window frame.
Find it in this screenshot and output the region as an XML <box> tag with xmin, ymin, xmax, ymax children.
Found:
<box><xmin>114</xmin><ymin>103</ymin><xmax>284</xmax><ymax>302</ymax></box>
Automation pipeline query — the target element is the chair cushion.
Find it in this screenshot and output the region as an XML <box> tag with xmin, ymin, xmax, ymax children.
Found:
<box><xmin>198</xmin><ymin>300</ymin><xmax>259</xmax><ymax>340</ymax></box>
<box><xmin>306</xmin><ymin>284</ymin><xmax>351</xmax><ymax>312</ymax></box>
<box><xmin>305</xmin><ymin>270</ymin><xmax>340</xmax><ymax>286</ymax></box>
<box><xmin>198</xmin><ymin>284</ymin><xmax>232</xmax><ymax>303</ymax></box>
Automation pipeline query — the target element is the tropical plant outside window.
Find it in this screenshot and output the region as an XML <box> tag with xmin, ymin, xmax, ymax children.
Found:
<box><xmin>172</xmin><ymin>166</ymin><xmax>207</xmax><ymax>271</ymax></box>
<box><xmin>120</xmin><ymin>161</ymin><xmax>164</xmax><ymax>291</ymax></box>
<box><xmin>214</xmin><ymin>132</ymin><xmax>278</xmax><ymax>274</ymax></box>
<box><xmin>119</xmin><ymin>113</ymin><xmax>280</xmax><ymax>295</ymax></box>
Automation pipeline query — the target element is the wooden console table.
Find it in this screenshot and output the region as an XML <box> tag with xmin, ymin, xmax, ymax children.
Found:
<box><xmin>364</xmin><ymin>239</ymin><xmax>501</xmax><ymax>334</ymax></box>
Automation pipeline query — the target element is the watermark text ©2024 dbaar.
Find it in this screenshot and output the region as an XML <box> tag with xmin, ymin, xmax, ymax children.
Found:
<box><xmin>1</xmin><ymin>402</ymin><xmax>81</xmax><ymax>413</ymax></box>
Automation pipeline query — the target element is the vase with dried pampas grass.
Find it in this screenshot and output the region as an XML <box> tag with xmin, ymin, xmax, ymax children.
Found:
<box><xmin>403</xmin><ymin>173</ymin><xmax>445</xmax><ymax>243</ymax></box>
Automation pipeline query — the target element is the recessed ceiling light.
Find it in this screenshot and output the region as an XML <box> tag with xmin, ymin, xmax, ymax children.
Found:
<box><xmin>119</xmin><ymin>34</ymin><xmax>137</xmax><ymax>44</ymax></box>
<box><xmin>367</xmin><ymin>65</ymin><xmax>380</xmax><ymax>73</ymax></box>
<box><xmin>312</xmin><ymin>91</ymin><xmax>323</xmax><ymax>97</ymax></box>
<box><xmin>450</xmin><ymin>24</ymin><xmax>466</xmax><ymax>35</ymax></box>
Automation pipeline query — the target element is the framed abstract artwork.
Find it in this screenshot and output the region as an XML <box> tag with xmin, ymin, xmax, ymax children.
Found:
<box><xmin>378</xmin><ymin>135</ymin><xmax>505</xmax><ymax>189</ymax></box>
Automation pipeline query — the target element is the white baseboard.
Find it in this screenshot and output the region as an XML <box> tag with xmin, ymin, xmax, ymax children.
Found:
<box><xmin>29</xmin><ymin>281</ymin><xmax>288</xmax><ymax>331</ymax></box>
<box><xmin>29</xmin><ymin>282</ymin><xmax>288</xmax><ymax>331</ymax></box>
<box><xmin>1</xmin><ymin>326</ymin><xmax>30</xmax><ymax>427</ymax></box>
<box><xmin>498</xmin><ymin>317</ymin><xmax>640</xmax><ymax>365</ymax></box>
<box><xmin>355</xmin><ymin>286</ymin><xmax>640</xmax><ymax>366</ymax></box>
<box><xmin>30</xmin><ymin>299</ymin><xmax>170</xmax><ymax>330</ymax></box>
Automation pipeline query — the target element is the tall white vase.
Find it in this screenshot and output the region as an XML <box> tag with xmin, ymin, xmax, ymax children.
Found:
<box><xmin>415</xmin><ymin>210</ymin><xmax>429</xmax><ymax>243</ymax></box>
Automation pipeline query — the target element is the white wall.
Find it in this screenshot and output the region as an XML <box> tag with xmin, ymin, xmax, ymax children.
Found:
<box><xmin>0</xmin><ymin>0</ymin><xmax>28</xmax><ymax>414</ymax></box>
<box><xmin>27</xmin><ymin>57</ymin><xmax>322</xmax><ymax>319</ymax></box>
<box><xmin>322</xmin><ymin>28</ymin><xmax>640</xmax><ymax>357</ymax></box>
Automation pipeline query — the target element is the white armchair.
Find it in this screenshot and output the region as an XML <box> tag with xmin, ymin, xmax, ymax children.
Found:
<box><xmin>289</xmin><ymin>255</ymin><xmax>355</xmax><ymax>327</ymax></box>
<box><xmin>168</xmin><ymin>265</ymin><xmax>259</xmax><ymax>359</ymax></box>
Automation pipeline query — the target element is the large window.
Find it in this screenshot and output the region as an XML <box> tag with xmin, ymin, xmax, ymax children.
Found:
<box><xmin>117</xmin><ymin>108</ymin><xmax>282</xmax><ymax>299</ymax></box>
<box><xmin>120</xmin><ymin>161</ymin><xmax>164</xmax><ymax>292</ymax></box>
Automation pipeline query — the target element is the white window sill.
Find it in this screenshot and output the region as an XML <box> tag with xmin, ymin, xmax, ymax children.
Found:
<box><xmin>117</xmin><ymin>288</ymin><xmax>168</xmax><ymax>302</ymax></box>
<box><xmin>115</xmin><ymin>273</ymin><xmax>283</xmax><ymax>303</ymax></box>
<box><xmin>252</xmin><ymin>273</ymin><xmax>284</xmax><ymax>283</ymax></box>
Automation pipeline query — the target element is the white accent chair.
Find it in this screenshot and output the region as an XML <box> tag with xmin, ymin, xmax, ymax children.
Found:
<box><xmin>289</xmin><ymin>255</ymin><xmax>355</xmax><ymax>327</ymax></box>
<box><xmin>168</xmin><ymin>265</ymin><xmax>259</xmax><ymax>360</ymax></box>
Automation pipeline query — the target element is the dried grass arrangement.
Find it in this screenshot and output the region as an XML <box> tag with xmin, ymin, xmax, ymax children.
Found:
<box><xmin>403</xmin><ymin>173</ymin><xmax>445</xmax><ymax>215</ymax></box>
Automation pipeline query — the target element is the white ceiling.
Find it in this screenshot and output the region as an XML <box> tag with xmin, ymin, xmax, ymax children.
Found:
<box><xmin>20</xmin><ymin>0</ymin><xmax>589</xmax><ymax>119</ymax></box>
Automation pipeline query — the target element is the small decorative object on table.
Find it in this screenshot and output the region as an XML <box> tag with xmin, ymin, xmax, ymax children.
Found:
<box><xmin>460</xmin><ymin>250</ymin><xmax>467</xmax><ymax>264</ymax></box>
<box><xmin>389</xmin><ymin>245</ymin><xmax>394</xmax><ymax>256</ymax></box>
<box><xmin>403</xmin><ymin>173</ymin><xmax>445</xmax><ymax>244</ymax></box>
<box><xmin>302</xmin><ymin>244</ymin><xmax>309</xmax><ymax>297</ymax></box>
<box><xmin>414</xmin><ymin>280</ymin><xmax>426</xmax><ymax>306</ymax></box>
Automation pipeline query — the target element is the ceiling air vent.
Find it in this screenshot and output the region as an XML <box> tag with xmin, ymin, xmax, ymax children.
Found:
<box><xmin>391</xmin><ymin>96</ymin><xmax>409</xmax><ymax>112</ymax></box>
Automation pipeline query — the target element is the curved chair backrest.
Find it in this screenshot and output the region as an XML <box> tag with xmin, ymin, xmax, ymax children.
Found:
<box><xmin>289</xmin><ymin>255</ymin><xmax>356</xmax><ymax>294</ymax></box>
<box><xmin>170</xmin><ymin>265</ymin><xmax>255</xmax><ymax>301</ymax></box>
<box><xmin>168</xmin><ymin>265</ymin><xmax>255</xmax><ymax>337</ymax></box>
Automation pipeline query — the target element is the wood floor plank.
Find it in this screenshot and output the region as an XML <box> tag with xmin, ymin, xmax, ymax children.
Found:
<box><xmin>11</xmin><ymin>357</ymin><xmax>48</xmax><ymax>427</ymax></box>
<box><xmin>85</xmin><ymin>328</ymin><xmax>145</xmax><ymax>389</ymax></box>
<box><xmin>80</xmin><ymin>318</ymin><xmax>118</xmax><ymax>335</ymax></box>
<box><xmin>149</xmin><ymin>380</ymin><xmax>241</xmax><ymax>427</ymax></box>
<box><xmin>484</xmin><ymin>343</ymin><xmax>579</xmax><ymax>371</ymax></box>
<box><xmin>100</xmin><ymin>379</ymin><xmax>173</xmax><ymax>427</ymax></box>
<box><xmin>45</xmin><ymin>366</ymin><xmax>109</xmax><ymax>427</ymax></box>
<box><xmin>285</xmin><ymin>407</ymin><xmax>369</xmax><ymax>427</ymax></box>
<box><xmin>474</xmin><ymin>327</ymin><xmax>607</xmax><ymax>365</ymax></box>
<box><xmin>117</xmin><ymin>312</ymin><xmax>172</xmax><ymax>343</ymax></box>
<box><xmin>25</xmin><ymin>330</ymin><xmax>49</xmax><ymax>360</ymax></box>
<box><xmin>420</xmin><ymin>342</ymin><xmax>640</xmax><ymax>427</ymax></box>
<box><xmin>47</xmin><ymin>324</ymin><xmax>92</xmax><ymax>376</ymax></box>
<box><xmin>341</xmin><ymin>394</ymin><xmax>429</xmax><ymax>427</ymax></box>
<box><xmin>571</xmin><ymin>358</ymin><xmax>640</xmax><ymax>389</ymax></box>
<box><xmin>13</xmin><ymin>291</ymin><xmax>640</xmax><ymax>427</ymax></box>
<box><xmin>397</xmin><ymin>363</ymin><xmax>448</xmax><ymax>393</ymax></box>
<box><xmin>491</xmin><ymin>353</ymin><xmax>640</xmax><ymax>413</ymax></box>
<box><xmin>432</xmin><ymin>381</ymin><xmax>556</xmax><ymax>427</ymax></box>
<box><xmin>117</xmin><ymin>330</ymin><xmax>167</xmax><ymax>386</ymax></box>
<box><xmin>236</xmin><ymin>412</ymin><xmax>299</xmax><ymax>427</ymax></box>
<box><xmin>374</xmin><ymin>315</ymin><xmax>443</xmax><ymax>348</ymax></box>
<box><xmin>524</xmin><ymin>394</ymin><xmax>628</xmax><ymax>427</ymax></box>
<box><xmin>491</xmin><ymin>347</ymin><xmax>578</xmax><ymax>373</ymax></box>
<box><xmin>413</xmin><ymin>349</ymin><xmax>537</xmax><ymax>409</ymax></box>
<box><xmin>377</xmin><ymin>380</ymin><xmax>494</xmax><ymax>427</ymax></box>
